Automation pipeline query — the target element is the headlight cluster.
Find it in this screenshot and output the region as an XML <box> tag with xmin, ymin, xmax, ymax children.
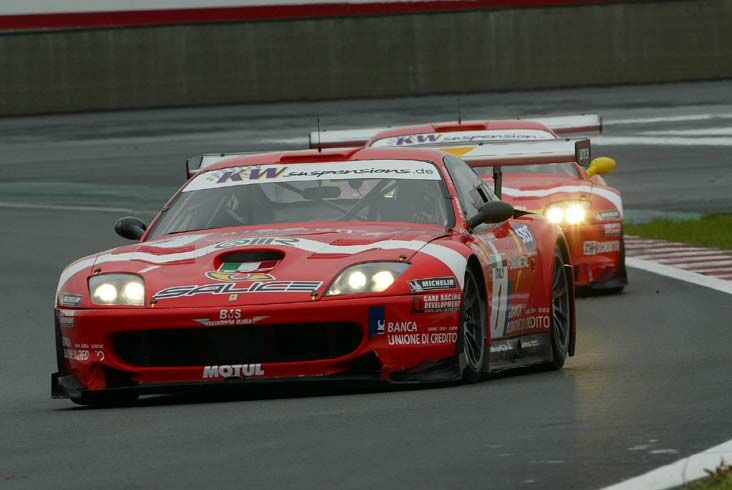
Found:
<box><xmin>545</xmin><ymin>201</ymin><xmax>591</xmax><ymax>225</ymax></box>
<box><xmin>89</xmin><ymin>274</ymin><xmax>145</xmax><ymax>306</ymax></box>
<box><xmin>326</xmin><ymin>263</ymin><xmax>408</xmax><ymax>296</ymax></box>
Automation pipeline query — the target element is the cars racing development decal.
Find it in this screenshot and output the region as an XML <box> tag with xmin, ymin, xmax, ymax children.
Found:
<box><xmin>184</xmin><ymin>160</ymin><xmax>441</xmax><ymax>192</ymax></box>
<box><xmin>411</xmin><ymin>293</ymin><xmax>461</xmax><ymax>313</ymax></box>
<box><xmin>583</xmin><ymin>240</ymin><xmax>620</xmax><ymax>256</ymax></box>
<box><xmin>370</xmin><ymin>129</ymin><xmax>555</xmax><ymax>147</ymax></box>
<box><xmin>153</xmin><ymin>281</ymin><xmax>322</xmax><ymax>300</ymax></box>
<box><xmin>408</xmin><ymin>276</ymin><xmax>457</xmax><ymax>293</ymax></box>
<box><xmin>203</xmin><ymin>364</ymin><xmax>264</xmax><ymax>379</ymax></box>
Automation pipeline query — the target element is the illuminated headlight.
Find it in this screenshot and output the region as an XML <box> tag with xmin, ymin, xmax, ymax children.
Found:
<box><xmin>544</xmin><ymin>201</ymin><xmax>591</xmax><ymax>225</ymax></box>
<box><xmin>565</xmin><ymin>204</ymin><xmax>587</xmax><ymax>225</ymax></box>
<box><xmin>89</xmin><ymin>274</ymin><xmax>145</xmax><ymax>306</ymax></box>
<box><xmin>326</xmin><ymin>263</ymin><xmax>408</xmax><ymax>296</ymax></box>
<box><xmin>546</xmin><ymin>206</ymin><xmax>565</xmax><ymax>224</ymax></box>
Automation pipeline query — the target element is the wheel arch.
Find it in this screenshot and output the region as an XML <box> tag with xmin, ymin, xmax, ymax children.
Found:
<box><xmin>554</xmin><ymin>235</ymin><xmax>577</xmax><ymax>357</ymax></box>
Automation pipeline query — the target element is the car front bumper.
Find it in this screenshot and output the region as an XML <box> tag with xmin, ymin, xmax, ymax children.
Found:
<box><xmin>52</xmin><ymin>294</ymin><xmax>462</xmax><ymax>398</ymax></box>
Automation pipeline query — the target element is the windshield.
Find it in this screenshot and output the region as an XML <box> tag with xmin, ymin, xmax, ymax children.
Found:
<box><xmin>149</xmin><ymin>160</ymin><xmax>452</xmax><ymax>237</ymax></box>
<box><xmin>476</xmin><ymin>162</ymin><xmax>580</xmax><ymax>177</ymax></box>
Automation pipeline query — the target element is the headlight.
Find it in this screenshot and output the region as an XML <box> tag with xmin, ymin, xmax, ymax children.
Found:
<box><xmin>544</xmin><ymin>201</ymin><xmax>591</xmax><ymax>225</ymax></box>
<box><xmin>326</xmin><ymin>263</ymin><xmax>408</xmax><ymax>296</ymax></box>
<box><xmin>89</xmin><ymin>274</ymin><xmax>145</xmax><ymax>306</ymax></box>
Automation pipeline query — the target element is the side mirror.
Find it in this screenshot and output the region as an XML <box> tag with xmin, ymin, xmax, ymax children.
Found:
<box><xmin>467</xmin><ymin>201</ymin><xmax>514</xmax><ymax>230</ymax></box>
<box><xmin>587</xmin><ymin>157</ymin><xmax>616</xmax><ymax>177</ymax></box>
<box><xmin>115</xmin><ymin>216</ymin><xmax>147</xmax><ymax>241</ymax></box>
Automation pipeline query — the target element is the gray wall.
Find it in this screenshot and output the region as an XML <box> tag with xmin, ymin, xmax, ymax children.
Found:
<box><xmin>1</xmin><ymin>0</ymin><xmax>731</xmax><ymax>116</ymax></box>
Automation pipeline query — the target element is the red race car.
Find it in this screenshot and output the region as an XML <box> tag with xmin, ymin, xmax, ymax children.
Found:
<box><xmin>309</xmin><ymin>115</ymin><xmax>626</xmax><ymax>293</ymax></box>
<box><xmin>53</xmin><ymin>146</ymin><xmax>575</xmax><ymax>406</ymax></box>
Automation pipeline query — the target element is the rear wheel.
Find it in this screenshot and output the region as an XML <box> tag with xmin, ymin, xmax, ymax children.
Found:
<box><xmin>459</xmin><ymin>268</ymin><xmax>487</xmax><ymax>383</ymax></box>
<box><xmin>549</xmin><ymin>249</ymin><xmax>571</xmax><ymax>370</ymax></box>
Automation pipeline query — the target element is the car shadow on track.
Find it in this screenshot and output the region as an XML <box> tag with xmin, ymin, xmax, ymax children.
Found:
<box><xmin>58</xmin><ymin>380</ymin><xmax>456</xmax><ymax>410</ymax></box>
<box><xmin>59</xmin><ymin>363</ymin><xmax>562</xmax><ymax>410</ymax></box>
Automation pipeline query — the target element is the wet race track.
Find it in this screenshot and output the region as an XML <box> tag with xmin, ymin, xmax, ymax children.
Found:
<box><xmin>1</xmin><ymin>80</ymin><xmax>731</xmax><ymax>489</ymax></box>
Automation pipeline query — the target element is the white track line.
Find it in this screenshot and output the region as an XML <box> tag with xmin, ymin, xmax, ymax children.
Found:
<box><xmin>593</xmin><ymin>136</ymin><xmax>732</xmax><ymax>146</ymax></box>
<box><xmin>644</xmin><ymin>127</ymin><xmax>732</xmax><ymax>136</ymax></box>
<box><xmin>604</xmin><ymin>114</ymin><xmax>721</xmax><ymax>125</ymax></box>
<box><xmin>0</xmin><ymin>202</ymin><xmax>153</xmax><ymax>214</ymax></box>
<box><xmin>600</xmin><ymin>438</ymin><xmax>732</xmax><ymax>490</ymax></box>
<box><xmin>626</xmin><ymin>258</ymin><xmax>732</xmax><ymax>295</ymax></box>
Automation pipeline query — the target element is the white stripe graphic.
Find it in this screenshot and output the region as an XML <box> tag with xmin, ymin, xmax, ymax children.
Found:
<box><xmin>502</xmin><ymin>185</ymin><xmax>623</xmax><ymax>217</ymax></box>
<box><xmin>56</xmin><ymin>236</ymin><xmax>468</xmax><ymax>293</ymax></box>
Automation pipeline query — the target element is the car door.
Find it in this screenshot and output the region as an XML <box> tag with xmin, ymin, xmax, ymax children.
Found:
<box><xmin>443</xmin><ymin>156</ymin><xmax>528</xmax><ymax>342</ymax></box>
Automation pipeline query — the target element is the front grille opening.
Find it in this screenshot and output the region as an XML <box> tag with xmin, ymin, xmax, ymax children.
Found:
<box><xmin>113</xmin><ymin>323</ymin><xmax>362</xmax><ymax>367</ymax></box>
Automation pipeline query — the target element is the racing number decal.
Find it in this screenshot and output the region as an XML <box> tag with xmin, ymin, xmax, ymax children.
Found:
<box><xmin>490</xmin><ymin>267</ymin><xmax>509</xmax><ymax>339</ymax></box>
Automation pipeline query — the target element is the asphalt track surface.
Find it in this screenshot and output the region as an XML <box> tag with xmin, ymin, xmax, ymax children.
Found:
<box><xmin>1</xmin><ymin>80</ymin><xmax>731</xmax><ymax>489</ymax></box>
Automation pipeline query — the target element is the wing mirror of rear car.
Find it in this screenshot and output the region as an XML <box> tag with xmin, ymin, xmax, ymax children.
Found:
<box><xmin>467</xmin><ymin>201</ymin><xmax>515</xmax><ymax>231</ymax></box>
<box><xmin>587</xmin><ymin>157</ymin><xmax>617</xmax><ymax>177</ymax></box>
<box><xmin>115</xmin><ymin>216</ymin><xmax>147</xmax><ymax>241</ymax></box>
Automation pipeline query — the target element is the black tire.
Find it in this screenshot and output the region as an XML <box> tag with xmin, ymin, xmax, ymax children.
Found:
<box><xmin>549</xmin><ymin>248</ymin><xmax>572</xmax><ymax>370</ymax></box>
<box><xmin>71</xmin><ymin>391</ymin><xmax>139</xmax><ymax>407</ymax></box>
<box><xmin>459</xmin><ymin>268</ymin><xmax>487</xmax><ymax>383</ymax></box>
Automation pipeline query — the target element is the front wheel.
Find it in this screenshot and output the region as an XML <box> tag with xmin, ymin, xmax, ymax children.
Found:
<box><xmin>459</xmin><ymin>268</ymin><xmax>487</xmax><ymax>383</ymax></box>
<box><xmin>548</xmin><ymin>249</ymin><xmax>571</xmax><ymax>370</ymax></box>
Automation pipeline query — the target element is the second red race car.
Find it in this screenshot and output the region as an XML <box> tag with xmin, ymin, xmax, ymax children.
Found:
<box><xmin>53</xmin><ymin>146</ymin><xmax>575</xmax><ymax>405</ymax></box>
<box><xmin>308</xmin><ymin>115</ymin><xmax>626</xmax><ymax>293</ymax></box>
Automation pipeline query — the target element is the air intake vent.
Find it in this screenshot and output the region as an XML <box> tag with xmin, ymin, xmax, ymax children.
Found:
<box><xmin>220</xmin><ymin>251</ymin><xmax>284</xmax><ymax>263</ymax></box>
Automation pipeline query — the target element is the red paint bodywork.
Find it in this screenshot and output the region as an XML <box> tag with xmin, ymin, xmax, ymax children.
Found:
<box><xmin>54</xmin><ymin>146</ymin><xmax>573</xmax><ymax>398</ymax></box>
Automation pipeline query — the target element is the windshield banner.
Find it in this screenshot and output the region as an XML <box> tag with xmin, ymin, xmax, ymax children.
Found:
<box><xmin>184</xmin><ymin>160</ymin><xmax>441</xmax><ymax>192</ymax></box>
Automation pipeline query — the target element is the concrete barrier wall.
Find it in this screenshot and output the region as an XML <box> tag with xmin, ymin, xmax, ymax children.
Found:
<box><xmin>1</xmin><ymin>0</ymin><xmax>731</xmax><ymax>116</ymax></box>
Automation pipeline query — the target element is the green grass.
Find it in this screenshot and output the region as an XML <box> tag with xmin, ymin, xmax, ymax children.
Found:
<box><xmin>625</xmin><ymin>215</ymin><xmax>732</xmax><ymax>250</ymax></box>
<box><xmin>684</xmin><ymin>461</ymin><xmax>732</xmax><ymax>489</ymax></box>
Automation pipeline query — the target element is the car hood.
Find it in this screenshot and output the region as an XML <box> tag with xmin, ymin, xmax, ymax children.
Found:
<box><xmin>82</xmin><ymin>224</ymin><xmax>452</xmax><ymax>308</ymax></box>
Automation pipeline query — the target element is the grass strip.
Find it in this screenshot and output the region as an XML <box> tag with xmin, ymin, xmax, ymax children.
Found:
<box><xmin>625</xmin><ymin>215</ymin><xmax>732</xmax><ymax>250</ymax></box>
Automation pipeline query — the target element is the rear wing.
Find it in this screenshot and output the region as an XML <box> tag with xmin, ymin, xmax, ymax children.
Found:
<box><xmin>445</xmin><ymin>139</ymin><xmax>591</xmax><ymax>168</ymax></box>
<box><xmin>308</xmin><ymin>127</ymin><xmax>386</xmax><ymax>150</ymax></box>
<box><xmin>444</xmin><ymin>139</ymin><xmax>591</xmax><ymax>199</ymax></box>
<box><xmin>186</xmin><ymin>152</ymin><xmax>261</xmax><ymax>178</ymax></box>
<box><xmin>307</xmin><ymin>114</ymin><xmax>601</xmax><ymax>149</ymax></box>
